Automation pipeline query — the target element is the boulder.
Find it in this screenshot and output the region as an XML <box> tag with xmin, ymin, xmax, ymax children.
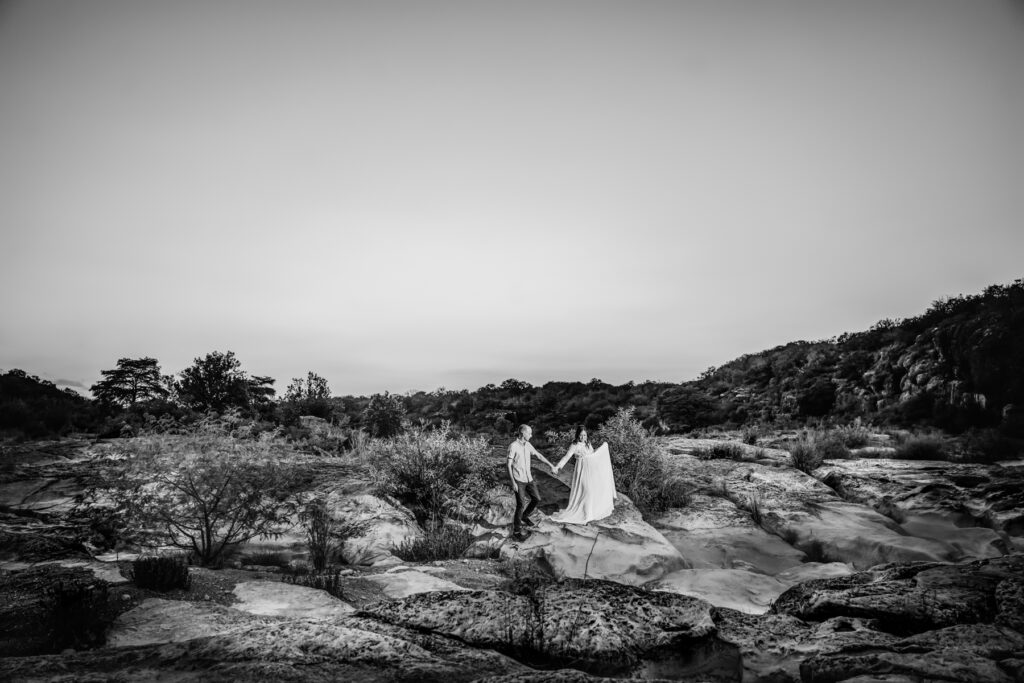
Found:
<box><xmin>335</xmin><ymin>493</ymin><xmax>423</xmax><ymax>566</ymax></box>
<box><xmin>800</xmin><ymin>623</ymin><xmax>1024</xmax><ymax>683</ymax></box>
<box><xmin>713</xmin><ymin>609</ymin><xmax>897</xmax><ymax>682</ymax></box>
<box><xmin>498</xmin><ymin>495</ymin><xmax>686</xmax><ymax>585</ymax></box>
<box><xmin>361</xmin><ymin>579</ymin><xmax>718</xmax><ymax>677</ymax></box>
<box><xmin>771</xmin><ymin>554</ymin><xmax>1024</xmax><ymax>633</ymax></box>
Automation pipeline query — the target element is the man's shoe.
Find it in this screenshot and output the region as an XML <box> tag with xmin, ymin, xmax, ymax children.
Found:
<box><xmin>522</xmin><ymin>517</ymin><xmax>535</xmax><ymax>527</ymax></box>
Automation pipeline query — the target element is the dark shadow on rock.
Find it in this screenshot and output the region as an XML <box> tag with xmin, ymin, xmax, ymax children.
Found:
<box><xmin>532</xmin><ymin>468</ymin><xmax>571</xmax><ymax>515</ymax></box>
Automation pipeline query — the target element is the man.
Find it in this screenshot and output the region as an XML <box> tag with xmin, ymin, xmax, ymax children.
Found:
<box><xmin>507</xmin><ymin>424</ymin><xmax>556</xmax><ymax>540</ymax></box>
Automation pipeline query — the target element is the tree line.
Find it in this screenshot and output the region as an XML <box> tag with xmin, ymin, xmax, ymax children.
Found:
<box><xmin>3</xmin><ymin>278</ymin><xmax>1021</xmax><ymax>440</ymax></box>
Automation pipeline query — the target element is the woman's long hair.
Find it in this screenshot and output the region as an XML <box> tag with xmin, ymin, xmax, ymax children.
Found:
<box><xmin>573</xmin><ymin>425</ymin><xmax>591</xmax><ymax>447</ymax></box>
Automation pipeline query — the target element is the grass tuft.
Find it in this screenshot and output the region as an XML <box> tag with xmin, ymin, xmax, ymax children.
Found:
<box><xmin>694</xmin><ymin>442</ymin><xmax>747</xmax><ymax>461</ymax></box>
<box><xmin>391</xmin><ymin>523</ymin><xmax>473</xmax><ymax>562</ymax></box>
<box><xmin>128</xmin><ymin>553</ymin><xmax>191</xmax><ymax>591</ymax></box>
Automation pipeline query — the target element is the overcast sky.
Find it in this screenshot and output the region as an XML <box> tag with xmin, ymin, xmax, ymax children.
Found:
<box><xmin>1</xmin><ymin>0</ymin><xmax>1022</xmax><ymax>396</ymax></box>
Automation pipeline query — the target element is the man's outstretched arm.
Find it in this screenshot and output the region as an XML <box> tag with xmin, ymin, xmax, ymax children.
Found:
<box><xmin>529</xmin><ymin>442</ymin><xmax>555</xmax><ymax>468</ymax></box>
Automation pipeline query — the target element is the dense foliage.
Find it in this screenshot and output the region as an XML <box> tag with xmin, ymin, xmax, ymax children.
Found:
<box><xmin>594</xmin><ymin>408</ymin><xmax>691</xmax><ymax>515</ymax></box>
<box><xmin>370</xmin><ymin>424</ymin><xmax>496</xmax><ymax>525</ymax></box>
<box><xmin>694</xmin><ymin>278</ymin><xmax>1024</xmax><ymax>434</ymax></box>
<box><xmin>0</xmin><ymin>370</ymin><xmax>96</xmax><ymax>438</ymax></box>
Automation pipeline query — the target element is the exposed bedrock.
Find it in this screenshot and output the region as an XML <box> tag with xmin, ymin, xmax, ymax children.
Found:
<box><xmin>818</xmin><ymin>458</ymin><xmax>1024</xmax><ymax>555</ymax></box>
<box><xmin>662</xmin><ymin>451</ymin><xmax>983</xmax><ymax>570</ymax></box>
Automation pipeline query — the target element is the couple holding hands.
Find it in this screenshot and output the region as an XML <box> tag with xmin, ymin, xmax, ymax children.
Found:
<box><xmin>506</xmin><ymin>424</ymin><xmax>617</xmax><ymax>540</ymax></box>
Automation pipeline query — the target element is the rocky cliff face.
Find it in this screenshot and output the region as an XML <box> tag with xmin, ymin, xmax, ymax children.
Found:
<box><xmin>692</xmin><ymin>279</ymin><xmax>1024</xmax><ymax>431</ymax></box>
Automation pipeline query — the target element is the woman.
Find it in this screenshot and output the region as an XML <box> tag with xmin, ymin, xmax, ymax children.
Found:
<box><xmin>550</xmin><ymin>426</ymin><xmax>617</xmax><ymax>524</ymax></box>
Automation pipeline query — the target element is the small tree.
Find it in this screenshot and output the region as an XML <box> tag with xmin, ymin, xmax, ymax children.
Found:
<box><xmin>284</xmin><ymin>372</ymin><xmax>331</xmax><ymax>402</ymax></box>
<box><xmin>85</xmin><ymin>421</ymin><xmax>303</xmax><ymax>566</ymax></box>
<box><xmin>176</xmin><ymin>351</ymin><xmax>266</xmax><ymax>414</ymax></box>
<box><xmin>91</xmin><ymin>357</ymin><xmax>169</xmax><ymax>407</ymax></box>
<box><xmin>281</xmin><ymin>372</ymin><xmax>334</xmax><ymax>423</ymax></box>
<box><xmin>363</xmin><ymin>392</ymin><xmax>406</xmax><ymax>437</ymax></box>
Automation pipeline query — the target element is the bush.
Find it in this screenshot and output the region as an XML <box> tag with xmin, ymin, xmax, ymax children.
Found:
<box><xmin>80</xmin><ymin>418</ymin><xmax>305</xmax><ymax>566</ymax></box>
<box><xmin>815</xmin><ymin>432</ymin><xmax>851</xmax><ymax>460</ymax></box>
<box><xmin>391</xmin><ymin>523</ymin><xmax>473</xmax><ymax>562</ymax></box>
<box><xmin>789</xmin><ymin>440</ymin><xmax>824</xmax><ymax>474</ymax></box>
<box><xmin>300</xmin><ymin>498</ymin><xmax>365</xmax><ymax>572</ymax></box>
<box><xmin>128</xmin><ymin>554</ymin><xmax>191</xmax><ymax>591</ymax></box>
<box><xmin>742</xmin><ymin>427</ymin><xmax>760</xmax><ymax>445</ymax></box>
<box><xmin>371</xmin><ymin>423</ymin><xmax>492</xmax><ymax>526</ymax></box>
<box><xmin>595</xmin><ymin>407</ymin><xmax>691</xmax><ymax>516</ymax></box>
<box><xmin>363</xmin><ymin>392</ymin><xmax>406</xmax><ymax>437</ymax></box>
<box><xmin>834</xmin><ymin>423</ymin><xmax>871</xmax><ymax>448</ymax></box>
<box><xmin>283</xmin><ymin>567</ymin><xmax>346</xmax><ymax>600</ymax></box>
<box><xmin>694</xmin><ymin>442</ymin><xmax>746</xmax><ymax>461</ymax></box>
<box><xmin>894</xmin><ymin>435</ymin><xmax>947</xmax><ymax>460</ymax></box>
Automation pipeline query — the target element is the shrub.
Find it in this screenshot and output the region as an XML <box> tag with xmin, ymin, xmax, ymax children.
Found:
<box><xmin>80</xmin><ymin>419</ymin><xmax>305</xmax><ymax>567</ymax></box>
<box><xmin>595</xmin><ymin>407</ymin><xmax>691</xmax><ymax>516</ymax></box>
<box><xmin>835</xmin><ymin>423</ymin><xmax>871</xmax><ymax>448</ymax></box>
<box><xmin>789</xmin><ymin>440</ymin><xmax>824</xmax><ymax>474</ymax></box>
<box><xmin>371</xmin><ymin>423</ymin><xmax>492</xmax><ymax>525</ymax></box>
<box><xmin>694</xmin><ymin>442</ymin><xmax>746</xmax><ymax>461</ymax></box>
<box><xmin>745</xmin><ymin>491</ymin><xmax>765</xmax><ymax>527</ymax></box>
<box><xmin>128</xmin><ymin>554</ymin><xmax>191</xmax><ymax>591</ymax></box>
<box><xmin>742</xmin><ymin>427</ymin><xmax>760</xmax><ymax>445</ymax></box>
<box><xmin>283</xmin><ymin>567</ymin><xmax>346</xmax><ymax>600</ymax></box>
<box><xmin>815</xmin><ymin>432</ymin><xmax>851</xmax><ymax>460</ymax></box>
<box><xmin>391</xmin><ymin>523</ymin><xmax>473</xmax><ymax>562</ymax></box>
<box><xmin>894</xmin><ymin>435</ymin><xmax>947</xmax><ymax>460</ymax></box>
<box><xmin>299</xmin><ymin>498</ymin><xmax>366</xmax><ymax>572</ymax></box>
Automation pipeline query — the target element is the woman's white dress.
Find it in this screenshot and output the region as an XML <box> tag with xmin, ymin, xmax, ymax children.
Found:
<box><xmin>551</xmin><ymin>441</ymin><xmax>617</xmax><ymax>524</ymax></box>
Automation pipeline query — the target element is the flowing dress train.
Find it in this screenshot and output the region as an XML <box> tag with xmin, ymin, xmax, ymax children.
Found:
<box><xmin>551</xmin><ymin>442</ymin><xmax>617</xmax><ymax>524</ymax></box>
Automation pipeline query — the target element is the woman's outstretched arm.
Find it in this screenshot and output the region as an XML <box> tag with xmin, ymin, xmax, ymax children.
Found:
<box><xmin>554</xmin><ymin>444</ymin><xmax>576</xmax><ymax>471</ymax></box>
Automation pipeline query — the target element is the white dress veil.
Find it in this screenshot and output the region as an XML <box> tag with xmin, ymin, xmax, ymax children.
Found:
<box><xmin>551</xmin><ymin>441</ymin><xmax>617</xmax><ymax>524</ymax></box>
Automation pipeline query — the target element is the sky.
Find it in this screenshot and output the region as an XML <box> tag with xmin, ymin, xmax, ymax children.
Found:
<box><xmin>1</xmin><ymin>0</ymin><xmax>1022</xmax><ymax>396</ymax></box>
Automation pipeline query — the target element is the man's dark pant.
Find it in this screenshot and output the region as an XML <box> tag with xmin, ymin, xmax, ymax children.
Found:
<box><xmin>513</xmin><ymin>479</ymin><xmax>542</xmax><ymax>533</ymax></box>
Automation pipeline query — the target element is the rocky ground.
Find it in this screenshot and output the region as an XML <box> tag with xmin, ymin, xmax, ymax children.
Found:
<box><xmin>1</xmin><ymin>435</ymin><xmax>1023</xmax><ymax>681</ymax></box>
